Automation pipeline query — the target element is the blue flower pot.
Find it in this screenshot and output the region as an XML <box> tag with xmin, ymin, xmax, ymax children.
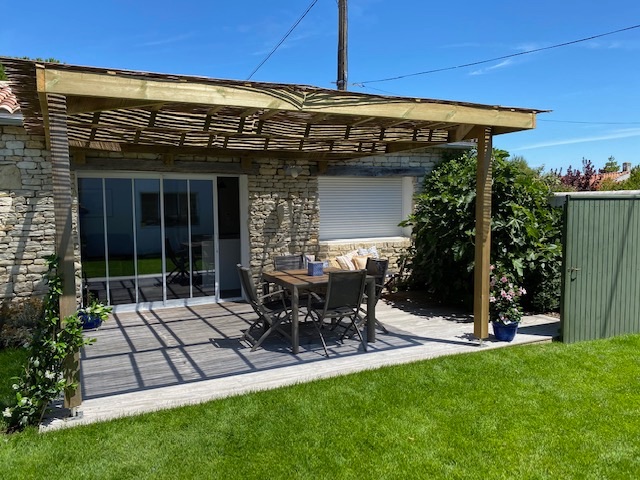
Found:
<box><xmin>79</xmin><ymin>312</ymin><xmax>102</xmax><ymax>330</ymax></box>
<box><xmin>492</xmin><ymin>321</ymin><xmax>519</xmax><ymax>342</ymax></box>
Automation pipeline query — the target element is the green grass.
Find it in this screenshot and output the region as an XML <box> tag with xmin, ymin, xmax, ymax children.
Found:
<box><xmin>2</xmin><ymin>336</ymin><xmax>640</xmax><ymax>479</ymax></box>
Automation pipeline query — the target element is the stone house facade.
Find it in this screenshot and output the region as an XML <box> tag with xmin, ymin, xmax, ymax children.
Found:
<box><xmin>1</xmin><ymin>116</ymin><xmax>455</xmax><ymax>309</ymax></box>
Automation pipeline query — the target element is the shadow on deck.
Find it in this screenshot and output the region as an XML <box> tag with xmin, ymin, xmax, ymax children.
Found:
<box><xmin>43</xmin><ymin>291</ymin><xmax>560</xmax><ymax>430</ymax></box>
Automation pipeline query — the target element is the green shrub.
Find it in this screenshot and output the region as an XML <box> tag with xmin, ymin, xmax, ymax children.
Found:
<box><xmin>0</xmin><ymin>348</ymin><xmax>29</xmax><ymax>432</ymax></box>
<box><xmin>0</xmin><ymin>298</ymin><xmax>44</xmax><ymax>349</ymax></box>
<box><xmin>401</xmin><ymin>149</ymin><xmax>563</xmax><ymax>312</ymax></box>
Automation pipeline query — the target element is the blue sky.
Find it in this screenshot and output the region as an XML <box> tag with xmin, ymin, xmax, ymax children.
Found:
<box><xmin>2</xmin><ymin>0</ymin><xmax>639</xmax><ymax>172</ymax></box>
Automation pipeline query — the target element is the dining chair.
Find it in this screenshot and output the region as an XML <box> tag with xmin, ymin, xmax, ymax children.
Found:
<box><xmin>362</xmin><ymin>257</ymin><xmax>390</xmax><ymax>333</ymax></box>
<box><xmin>336</xmin><ymin>257</ymin><xmax>390</xmax><ymax>338</ymax></box>
<box><xmin>272</xmin><ymin>253</ymin><xmax>317</xmax><ymax>300</ymax></box>
<box><xmin>237</xmin><ymin>264</ymin><xmax>292</xmax><ymax>351</ymax></box>
<box><xmin>199</xmin><ymin>240</ymin><xmax>215</xmax><ymax>291</ymax></box>
<box><xmin>306</xmin><ymin>270</ymin><xmax>368</xmax><ymax>356</ymax></box>
<box><xmin>261</xmin><ymin>255</ymin><xmax>305</xmax><ymax>296</ymax></box>
<box><xmin>165</xmin><ymin>237</ymin><xmax>190</xmax><ymax>284</ymax></box>
<box><xmin>274</xmin><ymin>254</ymin><xmax>305</xmax><ymax>271</ymax></box>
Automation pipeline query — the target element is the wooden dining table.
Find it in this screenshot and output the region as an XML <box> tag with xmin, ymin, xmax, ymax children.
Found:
<box><xmin>261</xmin><ymin>267</ymin><xmax>376</xmax><ymax>354</ymax></box>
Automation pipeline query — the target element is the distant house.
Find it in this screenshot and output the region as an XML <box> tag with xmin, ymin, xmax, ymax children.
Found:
<box><xmin>591</xmin><ymin>162</ymin><xmax>634</xmax><ymax>189</ymax></box>
<box><xmin>0</xmin><ymin>58</ymin><xmax>542</xmax><ymax>315</ymax></box>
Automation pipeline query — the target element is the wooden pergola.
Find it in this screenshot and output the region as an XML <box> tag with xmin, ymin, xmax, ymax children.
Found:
<box><xmin>2</xmin><ymin>57</ymin><xmax>543</xmax><ymax>407</ymax></box>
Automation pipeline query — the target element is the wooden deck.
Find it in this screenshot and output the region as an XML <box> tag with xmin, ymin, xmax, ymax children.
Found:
<box><xmin>42</xmin><ymin>292</ymin><xmax>560</xmax><ymax>430</ymax></box>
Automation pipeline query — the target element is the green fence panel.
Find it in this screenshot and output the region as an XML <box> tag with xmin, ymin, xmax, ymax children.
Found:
<box><xmin>561</xmin><ymin>196</ymin><xmax>640</xmax><ymax>343</ymax></box>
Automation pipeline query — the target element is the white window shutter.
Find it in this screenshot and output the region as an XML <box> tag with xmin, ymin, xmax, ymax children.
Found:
<box><xmin>318</xmin><ymin>177</ymin><xmax>404</xmax><ymax>240</ymax></box>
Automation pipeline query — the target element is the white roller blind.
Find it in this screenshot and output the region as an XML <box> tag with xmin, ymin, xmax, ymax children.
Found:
<box><xmin>318</xmin><ymin>177</ymin><xmax>404</xmax><ymax>240</ymax></box>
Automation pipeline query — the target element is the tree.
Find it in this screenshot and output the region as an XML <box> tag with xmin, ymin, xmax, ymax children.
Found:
<box><xmin>559</xmin><ymin>158</ymin><xmax>598</xmax><ymax>191</ymax></box>
<box><xmin>401</xmin><ymin>149</ymin><xmax>563</xmax><ymax>312</ymax></box>
<box><xmin>600</xmin><ymin>156</ymin><xmax>620</xmax><ymax>173</ymax></box>
<box><xmin>0</xmin><ymin>63</ymin><xmax>6</xmax><ymax>81</ymax></box>
<box><xmin>626</xmin><ymin>166</ymin><xmax>640</xmax><ymax>189</ymax></box>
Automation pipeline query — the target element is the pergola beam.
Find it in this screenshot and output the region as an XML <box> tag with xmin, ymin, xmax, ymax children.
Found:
<box><xmin>449</xmin><ymin>124</ymin><xmax>476</xmax><ymax>143</ymax></box>
<box><xmin>39</xmin><ymin>68</ymin><xmax>538</xmax><ymax>130</ymax></box>
<box><xmin>66</xmin><ymin>97</ymin><xmax>167</xmax><ymax>114</ymax></box>
<box><xmin>473</xmin><ymin>126</ymin><xmax>493</xmax><ymax>340</ymax></box>
<box><xmin>47</xmin><ymin>93</ymin><xmax>82</xmax><ymax>409</ymax></box>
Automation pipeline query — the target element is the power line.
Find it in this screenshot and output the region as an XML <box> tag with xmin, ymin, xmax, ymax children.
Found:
<box><xmin>246</xmin><ymin>0</ymin><xmax>319</xmax><ymax>80</ymax></box>
<box><xmin>353</xmin><ymin>23</ymin><xmax>640</xmax><ymax>85</ymax></box>
<box><xmin>362</xmin><ymin>85</ymin><xmax>403</xmax><ymax>96</ymax></box>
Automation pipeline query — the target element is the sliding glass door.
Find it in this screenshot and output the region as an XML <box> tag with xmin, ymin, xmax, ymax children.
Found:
<box><xmin>78</xmin><ymin>174</ymin><xmax>242</xmax><ymax>309</ymax></box>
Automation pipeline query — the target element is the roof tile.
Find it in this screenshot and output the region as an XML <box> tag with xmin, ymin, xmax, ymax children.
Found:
<box><xmin>0</xmin><ymin>82</ymin><xmax>20</xmax><ymax>114</ymax></box>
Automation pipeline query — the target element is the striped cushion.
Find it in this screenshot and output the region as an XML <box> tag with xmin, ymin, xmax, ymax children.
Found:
<box><xmin>336</xmin><ymin>255</ymin><xmax>356</xmax><ymax>270</ymax></box>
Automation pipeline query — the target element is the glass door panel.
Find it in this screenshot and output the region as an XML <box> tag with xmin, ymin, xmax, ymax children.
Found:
<box><xmin>190</xmin><ymin>180</ymin><xmax>216</xmax><ymax>298</ymax></box>
<box><xmin>78</xmin><ymin>178</ymin><xmax>107</xmax><ymax>304</ymax></box>
<box><xmin>79</xmin><ymin>174</ymin><xmax>238</xmax><ymax>308</ymax></box>
<box><xmin>135</xmin><ymin>178</ymin><xmax>163</xmax><ymax>303</ymax></box>
<box><xmin>217</xmin><ymin>177</ymin><xmax>241</xmax><ymax>299</ymax></box>
<box><xmin>163</xmin><ymin>179</ymin><xmax>190</xmax><ymax>300</ymax></box>
<box><xmin>105</xmin><ymin>179</ymin><xmax>135</xmax><ymax>305</ymax></box>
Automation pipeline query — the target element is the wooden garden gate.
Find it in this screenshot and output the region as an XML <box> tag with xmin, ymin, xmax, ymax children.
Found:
<box><xmin>561</xmin><ymin>193</ymin><xmax>640</xmax><ymax>342</ymax></box>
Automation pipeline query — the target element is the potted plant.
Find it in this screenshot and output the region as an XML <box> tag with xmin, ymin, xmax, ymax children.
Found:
<box><xmin>78</xmin><ymin>296</ymin><xmax>112</xmax><ymax>330</ymax></box>
<box><xmin>489</xmin><ymin>266</ymin><xmax>526</xmax><ymax>342</ymax></box>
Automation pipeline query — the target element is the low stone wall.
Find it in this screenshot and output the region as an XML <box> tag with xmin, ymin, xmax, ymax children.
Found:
<box><xmin>317</xmin><ymin>237</ymin><xmax>411</xmax><ymax>273</ymax></box>
<box><xmin>0</xmin><ymin>124</ymin><xmax>54</xmax><ymax>301</ymax></box>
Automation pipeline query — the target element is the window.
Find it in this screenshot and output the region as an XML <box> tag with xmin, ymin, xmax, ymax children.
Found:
<box><xmin>318</xmin><ymin>177</ymin><xmax>412</xmax><ymax>240</ymax></box>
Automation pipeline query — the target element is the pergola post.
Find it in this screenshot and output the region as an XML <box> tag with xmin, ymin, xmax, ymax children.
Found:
<box><xmin>473</xmin><ymin>127</ymin><xmax>493</xmax><ymax>340</ymax></box>
<box><xmin>47</xmin><ymin>93</ymin><xmax>82</xmax><ymax>408</ymax></box>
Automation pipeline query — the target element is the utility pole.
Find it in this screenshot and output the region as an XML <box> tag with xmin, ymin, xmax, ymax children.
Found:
<box><xmin>337</xmin><ymin>0</ymin><xmax>348</xmax><ymax>90</ymax></box>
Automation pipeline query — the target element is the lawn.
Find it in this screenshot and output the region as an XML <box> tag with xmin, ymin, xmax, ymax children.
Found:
<box><xmin>1</xmin><ymin>335</ymin><xmax>639</xmax><ymax>479</ymax></box>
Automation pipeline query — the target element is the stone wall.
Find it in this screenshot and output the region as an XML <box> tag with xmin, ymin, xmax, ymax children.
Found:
<box><xmin>0</xmin><ymin>124</ymin><xmax>55</xmax><ymax>301</ymax></box>
<box><xmin>247</xmin><ymin>158</ymin><xmax>319</xmax><ymax>273</ymax></box>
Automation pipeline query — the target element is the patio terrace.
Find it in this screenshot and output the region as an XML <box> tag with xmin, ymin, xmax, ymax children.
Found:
<box><xmin>42</xmin><ymin>292</ymin><xmax>559</xmax><ymax>431</ymax></box>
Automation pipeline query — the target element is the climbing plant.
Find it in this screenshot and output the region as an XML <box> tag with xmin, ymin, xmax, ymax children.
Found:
<box><xmin>2</xmin><ymin>255</ymin><xmax>94</xmax><ymax>432</ymax></box>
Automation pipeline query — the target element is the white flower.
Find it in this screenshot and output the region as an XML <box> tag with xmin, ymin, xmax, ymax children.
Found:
<box><xmin>44</xmin><ymin>370</ymin><xmax>56</xmax><ymax>380</ymax></box>
<box><xmin>12</xmin><ymin>383</ymin><xmax>19</xmax><ymax>390</ymax></box>
<box><xmin>2</xmin><ymin>407</ymin><xmax>12</xmax><ymax>418</ymax></box>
